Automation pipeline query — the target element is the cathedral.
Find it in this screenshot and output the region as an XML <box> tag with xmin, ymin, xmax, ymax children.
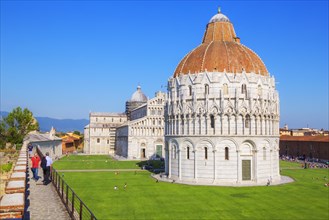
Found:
<box><xmin>164</xmin><ymin>8</ymin><xmax>281</xmax><ymax>185</ymax></box>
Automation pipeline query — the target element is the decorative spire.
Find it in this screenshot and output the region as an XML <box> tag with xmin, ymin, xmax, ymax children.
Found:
<box><xmin>218</xmin><ymin>6</ymin><xmax>221</xmax><ymax>14</ymax></box>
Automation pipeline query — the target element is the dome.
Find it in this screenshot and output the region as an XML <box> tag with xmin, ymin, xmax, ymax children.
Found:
<box><xmin>209</xmin><ymin>7</ymin><xmax>230</xmax><ymax>23</ymax></box>
<box><xmin>130</xmin><ymin>86</ymin><xmax>147</xmax><ymax>102</ymax></box>
<box><xmin>174</xmin><ymin>9</ymin><xmax>268</xmax><ymax>77</ymax></box>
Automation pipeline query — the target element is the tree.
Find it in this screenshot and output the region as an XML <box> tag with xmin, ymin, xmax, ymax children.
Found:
<box><xmin>0</xmin><ymin>121</ymin><xmax>7</xmax><ymax>149</ymax></box>
<box><xmin>73</xmin><ymin>130</ymin><xmax>81</xmax><ymax>136</ymax></box>
<box><xmin>4</xmin><ymin>107</ymin><xmax>39</xmax><ymax>145</ymax></box>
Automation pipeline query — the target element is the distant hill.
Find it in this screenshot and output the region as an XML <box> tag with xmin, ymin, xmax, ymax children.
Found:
<box><xmin>0</xmin><ymin>111</ymin><xmax>88</xmax><ymax>133</ymax></box>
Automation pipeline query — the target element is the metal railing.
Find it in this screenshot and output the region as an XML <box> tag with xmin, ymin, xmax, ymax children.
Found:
<box><xmin>36</xmin><ymin>147</ymin><xmax>97</xmax><ymax>220</ymax></box>
<box><xmin>52</xmin><ymin>169</ymin><xmax>97</xmax><ymax>220</ymax></box>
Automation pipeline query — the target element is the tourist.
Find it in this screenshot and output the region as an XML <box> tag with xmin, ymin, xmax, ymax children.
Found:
<box><xmin>124</xmin><ymin>183</ymin><xmax>127</xmax><ymax>190</ymax></box>
<box><xmin>31</xmin><ymin>153</ymin><xmax>40</xmax><ymax>181</ymax></box>
<box><xmin>266</xmin><ymin>179</ymin><xmax>271</xmax><ymax>186</ymax></box>
<box><xmin>44</xmin><ymin>152</ymin><xmax>53</xmax><ymax>185</ymax></box>
<box><xmin>114</xmin><ymin>186</ymin><xmax>118</xmax><ymax>190</ymax></box>
<box><xmin>28</xmin><ymin>143</ymin><xmax>33</xmax><ymax>158</ymax></box>
<box><xmin>40</xmin><ymin>156</ymin><xmax>47</xmax><ymax>183</ymax></box>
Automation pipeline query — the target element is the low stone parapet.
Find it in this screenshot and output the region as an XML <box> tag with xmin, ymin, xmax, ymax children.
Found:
<box><xmin>0</xmin><ymin>193</ymin><xmax>24</xmax><ymax>219</ymax></box>
<box><xmin>5</xmin><ymin>181</ymin><xmax>25</xmax><ymax>194</ymax></box>
<box><xmin>10</xmin><ymin>172</ymin><xmax>26</xmax><ymax>181</ymax></box>
<box><xmin>16</xmin><ymin>161</ymin><xmax>27</xmax><ymax>166</ymax></box>
<box><xmin>13</xmin><ymin>166</ymin><xmax>26</xmax><ymax>172</ymax></box>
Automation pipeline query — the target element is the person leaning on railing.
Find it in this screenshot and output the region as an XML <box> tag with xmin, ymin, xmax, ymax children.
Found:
<box><xmin>43</xmin><ymin>152</ymin><xmax>53</xmax><ymax>185</ymax></box>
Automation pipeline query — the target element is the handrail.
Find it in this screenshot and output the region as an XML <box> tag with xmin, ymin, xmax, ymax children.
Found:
<box><xmin>36</xmin><ymin>147</ymin><xmax>97</xmax><ymax>220</ymax></box>
<box><xmin>51</xmin><ymin>168</ymin><xmax>97</xmax><ymax>220</ymax></box>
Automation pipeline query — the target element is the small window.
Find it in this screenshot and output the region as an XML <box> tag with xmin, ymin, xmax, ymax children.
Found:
<box><xmin>225</xmin><ymin>147</ymin><xmax>229</xmax><ymax>160</ymax></box>
<box><xmin>112</xmin><ymin>118</ymin><xmax>114</xmax><ymax>122</ymax></box>
<box><xmin>204</xmin><ymin>147</ymin><xmax>208</xmax><ymax>160</ymax></box>
<box><xmin>210</xmin><ymin>115</ymin><xmax>215</xmax><ymax>128</ymax></box>
<box><xmin>245</xmin><ymin>115</ymin><xmax>250</xmax><ymax>128</ymax></box>
<box><xmin>223</xmin><ymin>83</ymin><xmax>228</xmax><ymax>95</ymax></box>
<box><xmin>205</xmin><ymin>84</ymin><xmax>209</xmax><ymax>95</ymax></box>
<box><xmin>189</xmin><ymin>85</ymin><xmax>192</xmax><ymax>96</ymax></box>
<box><xmin>187</xmin><ymin>147</ymin><xmax>190</xmax><ymax>159</ymax></box>
<box><xmin>241</xmin><ymin>84</ymin><xmax>247</xmax><ymax>94</ymax></box>
<box><xmin>96</xmin><ymin>118</ymin><xmax>98</xmax><ymax>122</ymax></box>
<box><xmin>107</xmin><ymin>140</ymin><xmax>109</xmax><ymax>144</ymax></box>
<box><xmin>97</xmin><ymin>138</ymin><xmax>100</xmax><ymax>143</ymax></box>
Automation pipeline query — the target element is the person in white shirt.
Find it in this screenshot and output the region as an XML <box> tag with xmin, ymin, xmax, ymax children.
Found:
<box><xmin>44</xmin><ymin>152</ymin><xmax>53</xmax><ymax>185</ymax></box>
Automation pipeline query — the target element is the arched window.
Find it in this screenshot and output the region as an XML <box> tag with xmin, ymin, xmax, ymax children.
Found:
<box><xmin>97</xmin><ymin>138</ymin><xmax>100</xmax><ymax>143</ymax></box>
<box><xmin>210</xmin><ymin>115</ymin><xmax>215</xmax><ymax>128</ymax></box>
<box><xmin>205</xmin><ymin>84</ymin><xmax>209</xmax><ymax>95</ymax></box>
<box><xmin>223</xmin><ymin>83</ymin><xmax>228</xmax><ymax>95</ymax></box>
<box><xmin>245</xmin><ymin>115</ymin><xmax>250</xmax><ymax>128</ymax></box>
<box><xmin>189</xmin><ymin>85</ymin><xmax>192</xmax><ymax>96</ymax></box>
<box><xmin>204</xmin><ymin>147</ymin><xmax>208</xmax><ymax>160</ymax></box>
<box><xmin>225</xmin><ymin>147</ymin><xmax>229</xmax><ymax>160</ymax></box>
<box><xmin>263</xmin><ymin>147</ymin><xmax>266</xmax><ymax>160</ymax></box>
<box><xmin>187</xmin><ymin>147</ymin><xmax>190</xmax><ymax>159</ymax></box>
<box><xmin>96</xmin><ymin>117</ymin><xmax>98</xmax><ymax>122</ymax></box>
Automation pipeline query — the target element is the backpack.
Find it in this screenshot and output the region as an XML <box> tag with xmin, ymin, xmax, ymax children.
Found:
<box><xmin>41</xmin><ymin>157</ymin><xmax>47</xmax><ymax>169</ymax></box>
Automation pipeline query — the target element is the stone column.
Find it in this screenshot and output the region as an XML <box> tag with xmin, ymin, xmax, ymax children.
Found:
<box><xmin>253</xmin><ymin>149</ymin><xmax>258</xmax><ymax>183</ymax></box>
<box><xmin>178</xmin><ymin>149</ymin><xmax>182</xmax><ymax>180</ymax></box>
<box><xmin>193</xmin><ymin>149</ymin><xmax>197</xmax><ymax>182</ymax></box>
<box><xmin>228</xmin><ymin>116</ymin><xmax>231</xmax><ymax>135</ymax></box>
<box><xmin>270</xmin><ymin>149</ymin><xmax>273</xmax><ymax>179</ymax></box>
<box><xmin>236</xmin><ymin>150</ymin><xmax>241</xmax><ymax>183</ymax></box>
<box><xmin>168</xmin><ymin>146</ymin><xmax>172</xmax><ymax>178</ymax></box>
<box><xmin>206</xmin><ymin>115</ymin><xmax>210</xmax><ymax>135</ymax></box>
<box><xmin>213</xmin><ymin>149</ymin><xmax>217</xmax><ymax>183</ymax></box>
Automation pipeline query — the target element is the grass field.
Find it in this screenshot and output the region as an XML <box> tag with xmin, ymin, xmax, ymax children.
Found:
<box><xmin>54</xmin><ymin>156</ymin><xmax>329</xmax><ymax>220</ymax></box>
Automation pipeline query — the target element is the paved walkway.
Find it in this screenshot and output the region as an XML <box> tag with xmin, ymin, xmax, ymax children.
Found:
<box><xmin>26</xmin><ymin>161</ymin><xmax>70</xmax><ymax>220</ymax></box>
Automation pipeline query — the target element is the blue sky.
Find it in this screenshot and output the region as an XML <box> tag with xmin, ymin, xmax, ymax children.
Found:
<box><xmin>1</xmin><ymin>0</ymin><xmax>328</xmax><ymax>129</ymax></box>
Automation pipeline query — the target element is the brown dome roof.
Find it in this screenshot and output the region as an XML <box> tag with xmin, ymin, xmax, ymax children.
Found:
<box><xmin>174</xmin><ymin>10</ymin><xmax>268</xmax><ymax>77</ymax></box>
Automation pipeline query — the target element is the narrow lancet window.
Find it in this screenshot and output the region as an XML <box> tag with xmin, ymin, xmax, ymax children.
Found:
<box><xmin>210</xmin><ymin>115</ymin><xmax>215</xmax><ymax>128</ymax></box>
<box><xmin>225</xmin><ymin>147</ymin><xmax>229</xmax><ymax>160</ymax></box>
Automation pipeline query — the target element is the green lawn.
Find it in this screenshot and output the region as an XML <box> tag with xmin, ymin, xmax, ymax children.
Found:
<box><xmin>53</xmin><ymin>155</ymin><xmax>142</xmax><ymax>170</ymax></box>
<box><xmin>54</xmin><ymin>156</ymin><xmax>329</xmax><ymax>220</ymax></box>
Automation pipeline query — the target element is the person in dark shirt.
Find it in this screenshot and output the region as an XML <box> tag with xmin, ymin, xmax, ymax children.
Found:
<box><xmin>28</xmin><ymin>143</ymin><xmax>33</xmax><ymax>158</ymax></box>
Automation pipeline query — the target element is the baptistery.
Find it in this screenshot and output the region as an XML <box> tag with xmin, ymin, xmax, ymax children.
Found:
<box><xmin>164</xmin><ymin>8</ymin><xmax>280</xmax><ymax>185</ymax></box>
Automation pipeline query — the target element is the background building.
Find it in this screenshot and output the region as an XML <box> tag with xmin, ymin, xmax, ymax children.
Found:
<box><xmin>84</xmin><ymin>112</ymin><xmax>127</xmax><ymax>155</ymax></box>
<box><xmin>116</xmin><ymin>91</ymin><xmax>166</xmax><ymax>159</ymax></box>
<box><xmin>25</xmin><ymin>127</ymin><xmax>62</xmax><ymax>159</ymax></box>
<box><xmin>165</xmin><ymin>9</ymin><xmax>280</xmax><ymax>185</ymax></box>
<box><xmin>280</xmin><ymin>135</ymin><xmax>329</xmax><ymax>160</ymax></box>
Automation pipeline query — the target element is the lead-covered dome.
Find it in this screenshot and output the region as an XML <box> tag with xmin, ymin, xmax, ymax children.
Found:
<box><xmin>174</xmin><ymin>9</ymin><xmax>268</xmax><ymax>77</ymax></box>
<box><xmin>130</xmin><ymin>86</ymin><xmax>147</xmax><ymax>102</ymax></box>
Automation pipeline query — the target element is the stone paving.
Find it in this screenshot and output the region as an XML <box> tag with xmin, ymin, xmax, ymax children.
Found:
<box><xmin>26</xmin><ymin>162</ymin><xmax>71</xmax><ymax>220</ymax></box>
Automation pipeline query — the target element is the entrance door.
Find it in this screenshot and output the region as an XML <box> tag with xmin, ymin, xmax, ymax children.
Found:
<box><xmin>156</xmin><ymin>145</ymin><xmax>162</xmax><ymax>158</ymax></box>
<box><xmin>242</xmin><ymin>160</ymin><xmax>251</xmax><ymax>180</ymax></box>
<box><xmin>141</xmin><ymin>148</ymin><xmax>146</xmax><ymax>159</ymax></box>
